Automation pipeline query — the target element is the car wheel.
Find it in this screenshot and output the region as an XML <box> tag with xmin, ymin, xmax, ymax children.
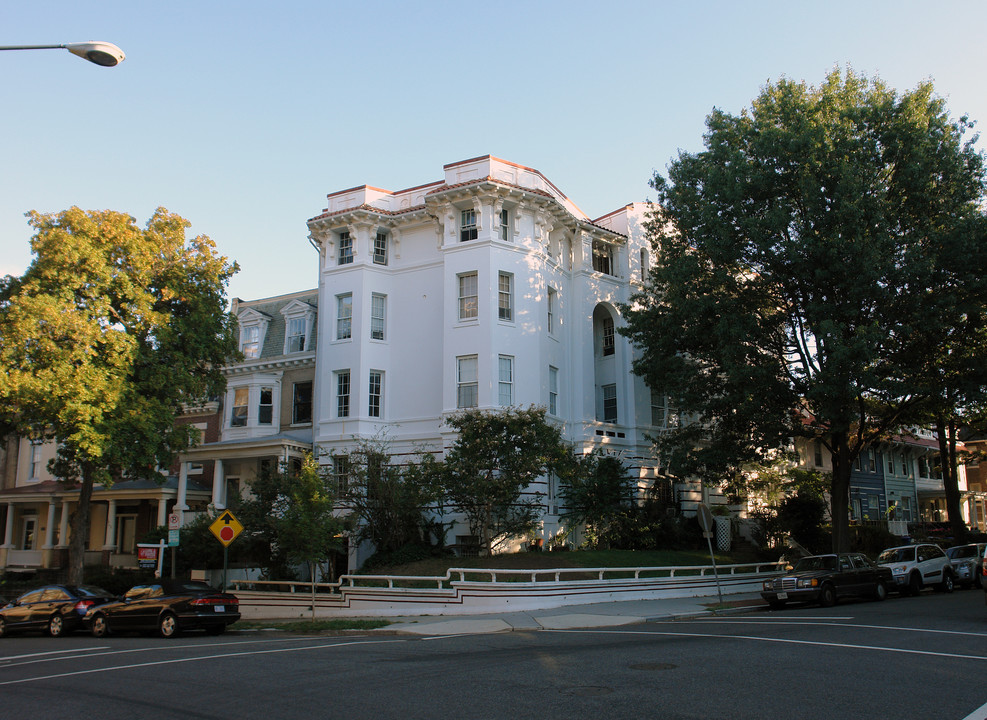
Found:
<box><xmin>908</xmin><ymin>572</ymin><xmax>922</xmax><ymax>596</ymax></box>
<box><xmin>48</xmin><ymin>614</ymin><xmax>65</xmax><ymax>638</ymax></box>
<box><xmin>159</xmin><ymin>612</ymin><xmax>180</xmax><ymax>638</ymax></box>
<box><xmin>205</xmin><ymin>624</ymin><xmax>227</xmax><ymax>636</ymax></box>
<box><xmin>0</xmin><ymin>617</ymin><xmax>6</xmax><ymax>638</ymax></box>
<box><xmin>874</xmin><ymin>582</ymin><xmax>888</xmax><ymax>602</ymax></box>
<box><xmin>90</xmin><ymin>614</ymin><xmax>108</xmax><ymax>639</ymax></box>
<box><xmin>819</xmin><ymin>584</ymin><xmax>837</xmax><ymax>608</ymax></box>
<box><xmin>940</xmin><ymin>572</ymin><xmax>954</xmax><ymax>593</ymax></box>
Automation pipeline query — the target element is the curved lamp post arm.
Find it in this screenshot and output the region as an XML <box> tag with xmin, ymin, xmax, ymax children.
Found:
<box><xmin>0</xmin><ymin>42</ymin><xmax>126</xmax><ymax>67</ymax></box>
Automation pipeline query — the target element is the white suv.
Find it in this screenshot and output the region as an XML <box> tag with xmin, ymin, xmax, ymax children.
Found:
<box><xmin>877</xmin><ymin>543</ymin><xmax>954</xmax><ymax>595</ymax></box>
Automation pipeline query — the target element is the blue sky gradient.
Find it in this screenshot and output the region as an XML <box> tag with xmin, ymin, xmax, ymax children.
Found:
<box><xmin>2</xmin><ymin>1</ymin><xmax>985</xmax><ymax>300</ymax></box>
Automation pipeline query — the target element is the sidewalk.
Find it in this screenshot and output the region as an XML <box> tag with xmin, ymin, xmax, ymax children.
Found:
<box><xmin>377</xmin><ymin>592</ymin><xmax>767</xmax><ymax>636</ymax></box>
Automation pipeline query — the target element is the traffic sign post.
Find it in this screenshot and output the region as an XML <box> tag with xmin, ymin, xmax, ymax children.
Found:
<box><xmin>209</xmin><ymin>510</ymin><xmax>244</xmax><ymax>591</ymax></box>
<box><xmin>697</xmin><ymin>503</ymin><xmax>724</xmax><ymax>606</ymax></box>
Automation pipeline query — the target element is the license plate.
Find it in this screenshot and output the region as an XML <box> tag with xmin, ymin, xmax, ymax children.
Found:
<box><xmin>777</xmin><ymin>592</ymin><xmax>788</xmax><ymax>600</ymax></box>
<box><xmin>214</xmin><ymin>606</ymin><xmax>225</xmax><ymax>613</ymax></box>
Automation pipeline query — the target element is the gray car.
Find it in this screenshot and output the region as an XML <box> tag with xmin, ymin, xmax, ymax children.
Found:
<box><xmin>946</xmin><ymin>543</ymin><xmax>986</xmax><ymax>589</ymax></box>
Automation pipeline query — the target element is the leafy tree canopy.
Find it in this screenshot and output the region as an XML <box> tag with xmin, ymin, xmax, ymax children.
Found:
<box><xmin>441</xmin><ymin>407</ymin><xmax>572</xmax><ymax>555</ymax></box>
<box><xmin>0</xmin><ymin>207</ymin><xmax>239</xmax><ymax>582</ymax></box>
<box><xmin>622</xmin><ymin>69</ymin><xmax>987</xmax><ymax>551</ymax></box>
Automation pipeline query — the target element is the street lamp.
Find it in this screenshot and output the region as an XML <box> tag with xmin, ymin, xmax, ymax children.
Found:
<box><xmin>0</xmin><ymin>41</ymin><xmax>126</xmax><ymax>67</ymax></box>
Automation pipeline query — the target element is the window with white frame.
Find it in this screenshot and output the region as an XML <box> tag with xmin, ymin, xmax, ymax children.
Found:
<box><xmin>498</xmin><ymin>272</ymin><xmax>513</xmax><ymax>322</ymax></box>
<box><xmin>336</xmin><ymin>293</ymin><xmax>352</xmax><ymax>339</ymax></box>
<box><xmin>549</xmin><ymin>366</ymin><xmax>559</xmax><ymax>416</ymax></box>
<box><xmin>258</xmin><ymin>387</ymin><xmax>273</xmax><ymax>425</ymax></box>
<box><xmin>498</xmin><ymin>355</ymin><xmax>514</xmax><ymax>406</ymax></box>
<box><xmin>285</xmin><ymin>317</ymin><xmax>306</xmax><ymax>353</ymax></box>
<box><xmin>338</xmin><ymin>231</ymin><xmax>353</xmax><ymax>265</ymax></box>
<box><xmin>241</xmin><ymin>325</ymin><xmax>261</xmax><ymax>359</ymax></box>
<box><xmin>332</xmin><ymin>455</ymin><xmax>350</xmax><ymax>494</ymax></box>
<box><xmin>457</xmin><ymin>355</ymin><xmax>478</xmax><ymax>408</ymax></box>
<box><xmin>293</xmin><ymin>382</ymin><xmax>313</xmax><ymax>424</ymax></box>
<box><xmin>231</xmin><ymin>387</ymin><xmax>248</xmax><ymax>427</ymax></box>
<box><xmin>640</xmin><ymin>248</ymin><xmax>650</xmax><ymax>283</ymax></box>
<box><xmin>373</xmin><ymin>232</ymin><xmax>388</xmax><ymax>265</ymax></box>
<box><xmin>499</xmin><ymin>208</ymin><xmax>510</xmax><ymax>241</ymax></box>
<box><xmin>29</xmin><ymin>442</ymin><xmax>42</xmax><ymax>480</ymax></box>
<box><xmin>460</xmin><ymin>209</ymin><xmax>478</xmax><ymax>242</ymax></box>
<box><xmin>371</xmin><ymin>293</ymin><xmax>386</xmax><ymax>340</ymax></box>
<box><xmin>459</xmin><ymin>272</ymin><xmax>478</xmax><ymax>320</ymax></box>
<box><xmin>547</xmin><ymin>287</ymin><xmax>557</xmax><ymax>333</ymax></box>
<box><xmin>368</xmin><ymin>370</ymin><xmax>383</xmax><ymax>417</ymax></box>
<box><xmin>592</xmin><ymin>240</ymin><xmax>613</xmax><ymax>275</ymax></box>
<box><xmin>651</xmin><ymin>390</ymin><xmax>669</xmax><ymax>428</ymax></box>
<box><xmin>602</xmin><ymin>317</ymin><xmax>615</xmax><ymax>356</ymax></box>
<box><xmin>602</xmin><ymin>384</ymin><xmax>617</xmax><ymax>423</ymax></box>
<box><xmin>336</xmin><ymin>371</ymin><xmax>350</xmax><ymax>418</ymax></box>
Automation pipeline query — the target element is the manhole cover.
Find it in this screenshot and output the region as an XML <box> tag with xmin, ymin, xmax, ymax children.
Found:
<box><xmin>629</xmin><ymin>662</ymin><xmax>677</xmax><ymax>671</ymax></box>
<box><xmin>562</xmin><ymin>686</ymin><xmax>614</xmax><ymax>697</ymax></box>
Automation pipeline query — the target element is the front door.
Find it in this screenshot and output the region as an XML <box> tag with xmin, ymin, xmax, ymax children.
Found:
<box><xmin>21</xmin><ymin>517</ymin><xmax>36</xmax><ymax>550</ymax></box>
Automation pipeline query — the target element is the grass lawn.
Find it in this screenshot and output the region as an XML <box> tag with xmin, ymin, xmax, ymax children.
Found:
<box><xmin>364</xmin><ymin>546</ymin><xmax>778</xmax><ymax>578</ymax></box>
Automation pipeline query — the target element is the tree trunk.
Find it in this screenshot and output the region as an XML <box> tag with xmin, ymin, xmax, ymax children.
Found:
<box><xmin>67</xmin><ymin>468</ymin><xmax>95</xmax><ymax>585</ymax></box>
<box><xmin>937</xmin><ymin>417</ymin><xmax>968</xmax><ymax>543</ymax></box>
<box><xmin>829</xmin><ymin>434</ymin><xmax>852</xmax><ymax>553</ymax></box>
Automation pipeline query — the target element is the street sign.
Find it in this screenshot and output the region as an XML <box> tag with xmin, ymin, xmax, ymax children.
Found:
<box><xmin>168</xmin><ymin>513</ymin><xmax>180</xmax><ymax>530</ymax></box>
<box><xmin>209</xmin><ymin>510</ymin><xmax>244</xmax><ymax>547</ymax></box>
<box><xmin>697</xmin><ymin>503</ymin><xmax>715</xmax><ymax>533</ymax></box>
<box><xmin>168</xmin><ymin>529</ymin><xmax>180</xmax><ymax>547</ymax></box>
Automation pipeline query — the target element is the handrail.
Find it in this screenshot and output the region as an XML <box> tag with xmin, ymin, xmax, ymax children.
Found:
<box><xmin>230</xmin><ymin>561</ymin><xmax>785</xmax><ymax>594</ymax></box>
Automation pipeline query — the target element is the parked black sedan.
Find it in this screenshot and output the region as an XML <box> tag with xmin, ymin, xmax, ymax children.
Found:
<box><xmin>84</xmin><ymin>580</ymin><xmax>240</xmax><ymax>638</ymax></box>
<box><xmin>0</xmin><ymin>585</ymin><xmax>116</xmax><ymax>638</ymax></box>
<box><xmin>761</xmin><ymin>553</ymin><xmax>893</xmax><ymax>609</ymax></box>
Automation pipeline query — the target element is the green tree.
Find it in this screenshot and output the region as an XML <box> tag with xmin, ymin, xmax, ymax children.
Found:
<box><xmin>622</xmin><ymin>69</ymin><xmax>987</xmax><ymax>552</ymax></box>
<box><xmin>273</xmin><ymin>455</ymin><xmax>346</xmax><ymax>617</ymax></box>
<box><xmin>335</xmin><ymin>439</ymin><xmax>443</xmax><ymax>559</ymax></box>
<box><xmin>441</xmin><ymin>407</ymin><xmax>571</xmax><ymax>556</ymax></box>
<box><xmin>0</xmin><ymin>207</ymin><xmax>238</xmax><ymax>583</ymax></box>
<box><xmin>559</xmin><ymin>454</ymin><xmax>631</xmax><ymax>548</ymax></box>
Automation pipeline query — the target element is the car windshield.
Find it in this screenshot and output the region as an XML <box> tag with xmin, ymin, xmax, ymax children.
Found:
<box><xmin>794</xmin><ymin>556</ymin><xmax>838</xmax><ymax>572</ymax></box>
<box><xmin>879</xmin><ymin>547</ymin><xmax>915</xmax><ymax>563</ymax></box>
<box><xmin>947</xmin><ymin>546</ymin><xmax>977</xmax><ymax>559</ymax></box>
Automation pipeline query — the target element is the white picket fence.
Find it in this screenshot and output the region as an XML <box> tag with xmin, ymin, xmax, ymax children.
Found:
<box><xmin>231</xmin><ymin>561</ymin><xmax>785</xmax><ymax>619</ymax></box>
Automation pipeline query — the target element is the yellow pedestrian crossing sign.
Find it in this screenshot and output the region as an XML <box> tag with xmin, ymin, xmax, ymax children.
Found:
<box><xmin>209</xmin><ymin>510</ymin><xmax>244</xmax><ymax>547</ymax></box>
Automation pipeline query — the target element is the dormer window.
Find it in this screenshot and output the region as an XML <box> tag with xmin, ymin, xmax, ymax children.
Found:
<box><xmin>280</xmin><ymin>299</ymin><xmax>316</xmax><ymax>355</ymax></box>
<box><xmin>460</xmin><ymin>210</ymin><xmax>478</xmax><ymax>242</ymax></box>
<box><xmin>237</xmin><ymin>309</ymin><xmax>271</xmax><ymax>360</ymax></box>
<box><xmin>338</xmin><ymin>231</ymin><xmax>354</xmax><ymax>265</ymax></box>
<box><xmin>286</xmin><ymin>318</ymin><xmax>306</xmax><ymax>352</ymax></box>
<box><xmin>241</xmin><ymin>326</ymin><xmax>260</xmax><ymax>359</ymax></box>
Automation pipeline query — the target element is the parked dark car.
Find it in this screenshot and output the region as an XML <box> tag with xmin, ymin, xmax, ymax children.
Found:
<box><xmin>0</xmin><ymin>585</ymin><xmax>116</xmax><ymax>638</ymax></box>
<box><xmin>84</xmin><ymin>580</ymin><xmax>240</xmax><ymax>638</ymax></box>
<box><xmin>946</xmin><ymin>543</ymin><xmax>987</xmax><ymax>589</ymax></box>
<box><xmin>761</xmin><ymin>553</ymin><xmax>893</xmax><ymax>609</ymax></box>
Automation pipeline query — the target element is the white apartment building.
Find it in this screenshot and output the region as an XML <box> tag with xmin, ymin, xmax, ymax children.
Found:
<box><xmin>306</xmin><ymin>156</ymin><xmax>673</xmax><ymax>561</ymax></box>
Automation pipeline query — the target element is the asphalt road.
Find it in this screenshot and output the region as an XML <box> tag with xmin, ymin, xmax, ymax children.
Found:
<box><xmin>2</xmin><ymin>589</ymin><xmax>986</xmax><ymax>720</ymax></box>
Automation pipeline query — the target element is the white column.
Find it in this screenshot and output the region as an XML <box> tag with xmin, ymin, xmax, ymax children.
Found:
<box><xmin>212</xmin><ymin>459</ymin><xmax>225</xmax><ymax>510</ymax></box>
<box><xmin>57</xmin><ymin>502</ymin><xmax>70</xmax><ymax>548</ymax></box>
<box><xmin>2</xmin><ymin>502</ymin><xmax>14</xmax><ymax>547</ymax></box>
<box><xmin>42</xmin><ymin>502</ymin><xmax>57</xmax><ymax>549</ymax></box>
<box><xmin>156</xmin><ymin>497</ymin><xmax>168</xmax><ymax>528</ymax></box>
<box><xmin>103</xmin><ymin>499</ymin><xmax>118</xmax><ymax>550</ymax></box>
<box><xmin>177</xmin><ymin>461</ymin><xmax>189</xmax><ymax>511</ymax></box>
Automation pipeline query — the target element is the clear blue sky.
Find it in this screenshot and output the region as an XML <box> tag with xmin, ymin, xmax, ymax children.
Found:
<box><xmin>3</xmin><ymin>1</ymin><xmax>985</xmax><ymax>301</ymax></box>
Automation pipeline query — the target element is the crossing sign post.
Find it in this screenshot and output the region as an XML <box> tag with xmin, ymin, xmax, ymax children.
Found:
<box><xmin>209</xmin><ymin>510</ymin><xmax>244</xmax><ymax>591</ymax></box>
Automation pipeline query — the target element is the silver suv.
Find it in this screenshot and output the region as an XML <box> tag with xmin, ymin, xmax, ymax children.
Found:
<box><xmin>877</xmin><ymin>543</ymin><xmax>954</xmax><ymax>595</ymax></box>
<box><xmin>946</xmin><ymin>544</ymin><xmax>986</xmax><ymax>589</ymax></box>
